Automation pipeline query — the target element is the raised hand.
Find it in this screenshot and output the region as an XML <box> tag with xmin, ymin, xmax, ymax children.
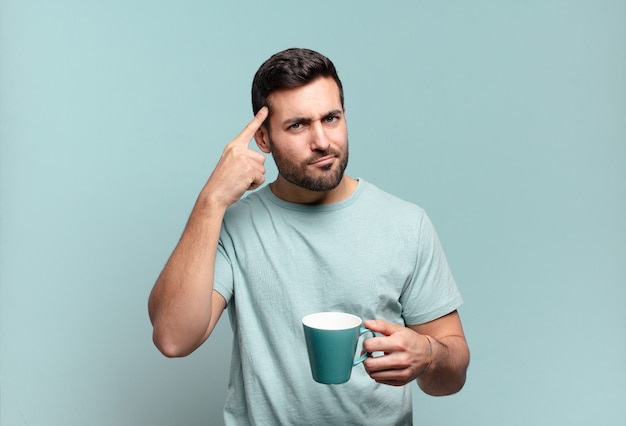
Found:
<box><xmin>202</xmin><ymin>106</ymin><xmax>269</xmax><ymax>207</ymax></box>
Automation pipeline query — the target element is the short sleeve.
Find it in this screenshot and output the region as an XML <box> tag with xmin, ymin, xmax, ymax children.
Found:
<box><xmin>400</xmin><ymin>213</ymin><xmax>463</xmax><ymax>325</ymax></box>
<box><xmin>213</xmin><ymin>237</ymin><xmax>235</xmax><ymax>304</ymax></box>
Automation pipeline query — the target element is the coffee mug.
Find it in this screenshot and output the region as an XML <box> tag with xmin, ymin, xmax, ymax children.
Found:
<box><xmin>302</xmin><ymin>312</ymin><xmax>374</xmax><ymax>384</ymax></box>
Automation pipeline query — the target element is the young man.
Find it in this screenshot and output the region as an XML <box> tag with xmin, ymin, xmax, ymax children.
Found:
<box><xmin>149</xmin><ymin>48</ymin><xmax>469</xmax><ymax>425</ymax></box>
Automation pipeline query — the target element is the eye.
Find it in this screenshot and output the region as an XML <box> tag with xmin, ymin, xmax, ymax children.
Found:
<box><xmin>324</xmin><ymin>114</ymin><xmax>341</xmax><ymax>124</ymax></box>
<box><xmin>289</xmin><ymin>123</ymin><xmax>302</xmax><ymax>130</ymax></box>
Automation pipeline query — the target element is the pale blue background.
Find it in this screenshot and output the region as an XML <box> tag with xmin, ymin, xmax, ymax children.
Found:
<box><xmin>1</xmin><ymin>1</ymin><xmax>624</xmax><ymax>425</ymax></box>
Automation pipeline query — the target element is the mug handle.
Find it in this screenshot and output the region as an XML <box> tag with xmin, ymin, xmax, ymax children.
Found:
<box><xmin>353</xmin><ymin>326</ymin><xmax>375</xmax><ymax>365</ymax></box>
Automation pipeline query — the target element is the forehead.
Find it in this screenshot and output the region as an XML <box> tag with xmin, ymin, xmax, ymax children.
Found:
<box><xmin>268</xmin><ymin>77</ymin><xmax>343</xmax><ymax>120</ymax></box>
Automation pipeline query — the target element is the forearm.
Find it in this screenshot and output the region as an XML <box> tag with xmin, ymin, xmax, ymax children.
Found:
<box><xmin>416</xmin><ymin>334</ymin><xmax>469</xmax><ymax>396</ymax></box>
<box><xmin>148</xmin><ymin>193</ymin><xmax>226</xmax><ymax>357</ymax></box>
<box><xmin>149</xmin><ymin>108</ymin><xmax>268</xmax><ymax>357</ymax></box>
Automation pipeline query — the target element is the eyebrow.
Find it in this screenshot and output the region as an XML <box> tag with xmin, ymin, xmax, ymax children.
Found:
<box><xmin>282</xmin><ymin>109</ymin><xmax>344</xmax><ymax>127</ymax></box>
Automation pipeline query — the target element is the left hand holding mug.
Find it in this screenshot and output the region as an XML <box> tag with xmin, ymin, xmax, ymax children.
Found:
<box><xmin>362</xmin><ymin>319</ymin><xmax>431</xmax><ymax>386</ymax></box>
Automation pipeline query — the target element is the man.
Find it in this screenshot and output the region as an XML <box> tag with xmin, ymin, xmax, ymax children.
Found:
<box><xmin>148</xmin><ymin>48</ymin><xmax>469</xmax><ymax>425</ymax></box>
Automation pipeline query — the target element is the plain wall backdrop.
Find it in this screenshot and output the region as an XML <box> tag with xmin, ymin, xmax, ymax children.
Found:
<box><xmin>1</xmin><ymin>1</ymin><xmax>624</xmax><ymax>425</ymax></box>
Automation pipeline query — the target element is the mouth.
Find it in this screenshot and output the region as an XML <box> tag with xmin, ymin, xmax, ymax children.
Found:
<box><xmin>309</xmin><ymin>155</ymin><xmax>336</xmax><ymax>167</ymax></box>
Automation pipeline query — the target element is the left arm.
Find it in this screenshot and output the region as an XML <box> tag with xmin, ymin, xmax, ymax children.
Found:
<box><xmin>363</xmin><ymin>310</ymin><xmax>469</xmax><ymax>396</ymax></box>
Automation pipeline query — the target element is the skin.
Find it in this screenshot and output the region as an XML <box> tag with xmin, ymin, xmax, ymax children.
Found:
<box><xmin>148</xmin><ymin>76</ymin><xmax>469</xmax><ymax>395</ymax></box>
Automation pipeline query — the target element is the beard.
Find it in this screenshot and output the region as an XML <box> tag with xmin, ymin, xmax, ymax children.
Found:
<box><xmin>268</xmin><ymin>137</ymin><xmax>349</xmax><ymax>192</ymax></box>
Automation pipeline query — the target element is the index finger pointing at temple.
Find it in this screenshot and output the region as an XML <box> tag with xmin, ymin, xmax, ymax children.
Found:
<box><xmin>234</xmin><ymin>106</ymin><xmax>268</xmax><ymax>146</ymax></box>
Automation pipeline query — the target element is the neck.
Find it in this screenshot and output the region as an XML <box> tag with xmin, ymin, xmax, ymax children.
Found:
<box><xmin>270</xmin><ymin>175</ymin><xmax>358</xmax><ymax>205</ymax></box>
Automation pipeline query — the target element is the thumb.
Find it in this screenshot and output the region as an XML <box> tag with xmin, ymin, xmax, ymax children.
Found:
<box><xmin>363</xmin><ymin>319</ymin><xmax>405</xmax><ymax>336</ymax></box>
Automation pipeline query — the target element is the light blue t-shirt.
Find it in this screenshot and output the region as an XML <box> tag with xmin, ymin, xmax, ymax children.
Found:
<box><xmin>213</xmin><ymin>179</ymin><xmax>463</xmax><ymax>426</ymax></box>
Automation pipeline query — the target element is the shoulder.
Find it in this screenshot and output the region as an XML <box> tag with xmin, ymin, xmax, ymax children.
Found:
<box><xmin>220</xmin><ymin>186</ymin><xmax>275</xmax><ymax>234</ymax></box>
<box><xmin>359</xmin><ymin>180</ymin><xmax>426</xmax><ymax>216</ymax></box>
<box><xmin>225</xmin><ymin>186</ymin><xmax>271</xmax><ymax>214</ymax></box>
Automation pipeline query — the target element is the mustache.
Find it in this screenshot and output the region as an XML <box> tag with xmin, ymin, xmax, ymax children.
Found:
<box><xmin>307</xmin><ymin>149</ymin><xmax>340</xmax><ymax>164</ymax></box>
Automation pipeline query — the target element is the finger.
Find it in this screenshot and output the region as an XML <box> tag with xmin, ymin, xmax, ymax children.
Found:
<box><xmin>362</xmin><ymin>334</ymin><xmax>392</xmax><ymax>354</ymax></box>
<box><xmin>364</xmin><ymin>351</ymin><xmax>409</xmax><ymax>371</ymax></box>
<box><xmin>364</xmin><ymin>319</ymin><xmax>405</xmax><ymax>336</ymax></box>
<box><xmin>369</xmin><ymin>373</ymin><xmax>410</xmax><ymax>387</ymax></box>
<box><xmin>368</xmin><ymin>369</ymin><xmax>415</xmax><ymax>387</ymax></box>
<box><xmin>247</xmin><ymin>160</ymin><xmax>266</xmax><ymax>188</ymax></box>
<box><xmin>233</xmin><ymin>106</ymin><xmax>269</xmax><ymax>146</ymax></box>
<box><xmin>248</xmin><ymin>170</ymin><xmax>266</xmax><ymax>191</ymax></box>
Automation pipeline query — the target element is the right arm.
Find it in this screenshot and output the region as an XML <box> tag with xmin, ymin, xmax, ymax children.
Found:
<box><xmin>148</xmin><ymin>107</ymin><xmax>268</xmax><ymax>357</ymax></box>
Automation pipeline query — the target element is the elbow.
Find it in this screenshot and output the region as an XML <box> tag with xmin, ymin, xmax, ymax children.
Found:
<box><xmin>419</xmin><ymin>372</ymin><xmax>467</xmax><ymax>397</ymax></box>
<box><xmin>152</xmin><ymin>327</ymin><xmax>197</xmax><ymax>358</ymax></box>
<box><xmin>438</xmin><ymin>373</ymin><xmax>468</xmax><ymax>396</ymax></box>
<box><xmin>149</xmin><ymin>308</ymin><xmax>201</xmax><ymax>358</ymax></box>
<box><xmin>148</xmin><ymin>298</ymin><xmax>215</xmax><ymax>358</ymax></box>
<box><xmin>419</xmin><ymin>349</ymin><xmax>470</xmax><ymax>396</ymax></box>
<box><xmin>436</xmin><ymin>350</ymin><xmax>470</xmax><ymax>396</ymax></box>
<box><xmin>155</xmin><ymin>341</ymin><xmax>191</xmax><ymax>359</ymax></box>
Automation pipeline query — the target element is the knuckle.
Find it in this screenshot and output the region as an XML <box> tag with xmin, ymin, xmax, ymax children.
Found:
<box><xmin>394</xmin><ymin>337</ymin><xmax>409</xmax><ymax>352</ymax></box>
<box><xmin>397</xmin><ymin>354</ymin><xmax>411</xmax><ymax>369</ymax></box>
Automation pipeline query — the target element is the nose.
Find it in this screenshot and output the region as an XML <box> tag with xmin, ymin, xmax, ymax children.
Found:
<box><xmin>310</xmin><ymin>121</ymin><xmax>331</xmax><ymax>151</ymax></box>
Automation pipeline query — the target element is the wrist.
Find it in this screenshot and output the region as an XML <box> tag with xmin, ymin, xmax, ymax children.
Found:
<box><xmin>196</xmin><ymin>185</ymin><xmax>230</xmax><ymax>213</ymax></box>
<box><xmin>419</xmin><ymin>334</ymin><xmax>434</xmax><ymax>376</ymax></box>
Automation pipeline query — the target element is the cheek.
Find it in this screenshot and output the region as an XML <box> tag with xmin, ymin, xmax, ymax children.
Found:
<box><xmin>271</xmin><ymin>142</ymin><xmax>300</xmax><ymax>164</ymax></box>
<box><xmin>272</xmin><ymin>135</ymin><xmax>304</xmax><ymax>155</ymax></box>
<box><xmin>331</xmin><ymin>127</ymin><xmax>348</xmax><ymax>145</ymax></box>
<box><xmin>331</xmin><ymin>122</ymin><xmax>348</xmax><ymax>138</ymax></box>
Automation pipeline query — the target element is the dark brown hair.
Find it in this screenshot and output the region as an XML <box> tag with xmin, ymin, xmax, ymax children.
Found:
<box><xmin>251</xmin><ymin>48</ymin><xmax>344</xmax><ymax>116</ymax></box>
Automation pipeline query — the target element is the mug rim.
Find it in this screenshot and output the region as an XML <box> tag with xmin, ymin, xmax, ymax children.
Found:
<box><xmin>302</xmin><ymin>312</ymin><xmax>362</xmax><ymax>330</ymax></box>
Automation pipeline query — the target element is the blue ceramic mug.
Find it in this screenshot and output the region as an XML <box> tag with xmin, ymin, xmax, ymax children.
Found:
<box><xmin>302</xmin><ymin>312</ymin><xmax>374</xmax><ymax>384</ymax></box>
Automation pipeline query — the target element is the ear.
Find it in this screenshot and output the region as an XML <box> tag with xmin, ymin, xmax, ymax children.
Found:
<box><xmin>254</xmin><ymin>127</ymin><xmax>271</xmax><ymax>153</ymax></box>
